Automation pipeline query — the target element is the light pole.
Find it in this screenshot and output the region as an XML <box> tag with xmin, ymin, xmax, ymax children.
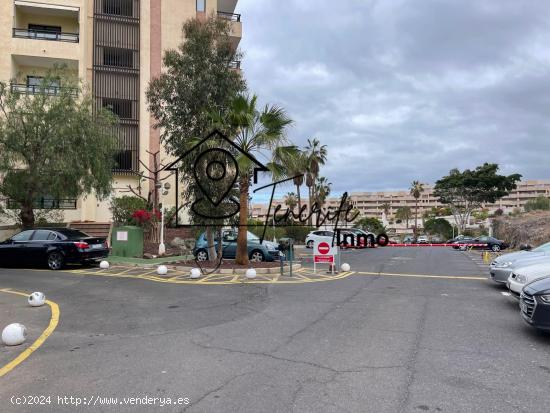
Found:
<box><xmin>157</xmin><ymin>182</ymin><xmax>171</xmax><ymax>256</ymax></box>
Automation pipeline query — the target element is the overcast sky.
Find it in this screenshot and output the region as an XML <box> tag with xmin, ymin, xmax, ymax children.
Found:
<box><xmin>236</xmin><ymin>0</ymin><xmax>550</xmax><ymax>201</ymax></box>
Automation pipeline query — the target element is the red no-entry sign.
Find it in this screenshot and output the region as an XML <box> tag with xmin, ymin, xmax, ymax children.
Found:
<box><xmin>314</xmin><ymin>241</ymin><xmax>336</xmax><ymax>266</ymax></box>
<box><xmin>317</xmin><ymin>242</ymin><xmax>330</xmax><ymax>255</ymax></box>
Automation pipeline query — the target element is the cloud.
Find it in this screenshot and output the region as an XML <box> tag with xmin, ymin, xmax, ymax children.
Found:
<box><xmin>237</xmin><ymin>0</ymin><xmax>550</xmax><ymax>198</ymax></box>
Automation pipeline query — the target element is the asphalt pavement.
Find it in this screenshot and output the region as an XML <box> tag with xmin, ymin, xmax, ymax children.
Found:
<box><xmin>0</xmin><ymin>247</ymin><xmax>549</xmax><ymax>413</ymax></box>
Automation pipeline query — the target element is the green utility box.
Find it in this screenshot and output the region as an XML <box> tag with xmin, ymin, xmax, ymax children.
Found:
<box><xmin>111</xmin><ymin>226</ymin><xmax>144</xmax><ymax>258</ymax></box>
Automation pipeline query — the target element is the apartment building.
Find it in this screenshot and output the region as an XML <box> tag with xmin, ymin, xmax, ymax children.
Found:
<box><xmin>250</xmin><ymin>180</ymin><xmax>550</xmax><ymax>222</ymax></box>
<box><xmin>0</xmin><ymin>0</ymin><xmax>242</xmax><ymax>223</ymax></box>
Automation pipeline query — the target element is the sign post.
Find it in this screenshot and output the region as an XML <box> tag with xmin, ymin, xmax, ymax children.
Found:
<box><xmin>313</xmin><ymin>241</ymin><xmax>337</xmax><ymax>275</ymax></box>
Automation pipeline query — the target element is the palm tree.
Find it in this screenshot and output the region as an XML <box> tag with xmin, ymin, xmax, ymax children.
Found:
<box><xmin>410</xmin><ymin>181</ymin><xmax>424</xmax><ymax>234</ymax></box>
<box><xmin>220</xmin><ymin>94</ymin><xmax>292</xmax><ymax>264</ymax></box>
<box><xmin>304</xmin><ymin>138</ymin><xmax>327</xmax><ymax>225</ymax></box>
<box><xmin>314</xmin><ymin>176</ymin><xmax>332</xmax><ymax>207</ymax></box>
<box><xmin>270</xmin><ymin>146</ymin><xmax>307</xmax><ymax>218</ymax></box>
<box><xmin>380</xmin><ymin>201</ymin><xmax>391</xmax><ymax>218</ymax></box>
<box><xmin>285</xmin><ymin>192</ymin><xmax>298</xmax><ymax>211</ymax></box>
<box><xmin>395</xmin><ymin>206</ymin><xmax>412</xmax><ymax>229</ymax></box>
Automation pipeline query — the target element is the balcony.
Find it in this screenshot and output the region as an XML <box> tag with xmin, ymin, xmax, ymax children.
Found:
<box><xmin>217</xmin><ymin>11</ymin><xmax>241</xmax><ymax>22</ymax></box>
<box><xmin>217</xmin><ymin>11</ymin><xmax>242</xmax><ymax>49</ymax></box>
<box><xmin>229</xmin><ymin>60</ymin><xmax>241</xmax><ymax>70</ymax></box>
<box><xmin>13</xmin><ymin>28</ymin><xmax>79</xmax><ymax>43</ymax></box>
<box><xmin>10</xmin><ymin>83</ymin><xmax>78</xmax><ymax>96</ymax></box>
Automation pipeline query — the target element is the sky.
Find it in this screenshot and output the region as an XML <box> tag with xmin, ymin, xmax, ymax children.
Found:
<box><xmin>235</xmin><ymin>0</ymin><xmax>550</xmax><ymax>203</ymax></box>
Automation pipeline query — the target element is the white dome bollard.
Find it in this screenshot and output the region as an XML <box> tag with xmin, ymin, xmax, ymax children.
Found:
<box><xmin>190</xmin><ymin>268</ymin><xmax>201</xmax><ymax>279</ymax></box>
<box><xmin>2</xmin><ymin>323</ymin><xmax>27</xmax><ymax>346</ymax></box>
<box><xmin>341</xmin><ymin>263</ymin><xmax>351</xmax><ymax>272</ymax></box>
<box><xmin>99</xmin><ymin>261</ymin><xmax>110</xmax><ymax>269</ymax></box>
<box><xmin>157</xmin><ymin>265</ymin><xmax>168</xmax><ymax>276</ymax></box>
<box><xmin>246</xmin><ymin>269</ymin><xmax>257</xmax><ymax>279</ymax></box>
<box><xmin>28</xmin><ymin>292</ymin><xmax>46</xmax><ymax>307</ymax></box>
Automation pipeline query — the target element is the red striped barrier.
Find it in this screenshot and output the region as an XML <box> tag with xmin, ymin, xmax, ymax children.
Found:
<box><xmin>385</xmin><ymin>243</ymin><xmax>487</xmax><ymax>247</ymax></box>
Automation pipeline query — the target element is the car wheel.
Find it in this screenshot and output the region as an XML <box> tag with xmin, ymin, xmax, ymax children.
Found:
<box><xmin>47</xmin><ymin>252</ymin><xmax>64</xmax><ymax>270</ymax></box>
<box><xmin>306</xmin><ymin>240</ymin><xmax>314</xmax><ymax>248</ymax></box>
<box><xmin>249</xmin><ymin>250</ymin><xmax>265</xmax><ymax>262</ymax></box>
<box><xmin>492</xmin><ymin>244</ymin><xmax>501</xmax><ymax>252</ymax></box>
<box><xmin>196</xmin><ymin>249</ymin><xmax>209</xmax><ymax>261</ymax></box>
<box><xmin>459</xmin><ymin>245</ymin><xmax>467</xmax><ymax>251</ymax></box>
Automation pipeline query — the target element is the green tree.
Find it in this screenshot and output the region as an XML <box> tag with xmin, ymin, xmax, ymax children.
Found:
<box><xmin>395</xmin><ymin>206</ymin><xmax>412</xmax><ymax>228</ymax></box>
<box><xmin>284</xmin><ymin>192</ymin><xmax>298</xmax><ymax>211</ymax></box>
<box><xmin>304</xmin><ymin>138</ymin><xmax>327</xmax><ymax>225</ymax></box>
<box><xmin>433</xmin><ymin>163</ymin><xmax>521</xmax><ymax>232</ymax></box>
<box><xmin>146</xmin><ymin>16</ymin><xmax>246</xmax><ymax>259</ymax></box>
<box><xmin>314</xmin><ymin>176</ymin><xmax>331</xmax><ymax>207</ymax></box>
<box><xmin>273</xmin><ymin>147</ymin><xmax>307</xmax><ymax>214</ymax></box>
<box><xmin>380</xmin><ymin>201</ymin><xmax>391</xmax><ymax>217</ymax></box>
<box><xmin>0</xmin><ymin>72</ymin><xmax>117</xmax><ymax>228</ymax></box>
<box><xmin>410</xmin><ymin>180</ymin><xmax>424</xmax><ymax>233</ymax></box>
<box><xmin>524</xmin><ymin>196</ymin><xmax>550</xmax><ymax>212</ymax></box>
<box><xmin>356</xmin><ymin>217</ymin><xmax>385</xmax><ymax>234</ymax></box>
<box><xmin>219</xmin><ymin>94</ymin><xmax>292</xmax><ymax>264</ymax></box>
<box><xmin>423</xmin><ymin>218</ymin><xmax>453</xmax><ymax>240</ymax></box>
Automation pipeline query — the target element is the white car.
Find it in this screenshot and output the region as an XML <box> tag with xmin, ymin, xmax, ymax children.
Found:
<box><xmin>305</xmin><ymin>230</ymin><xmax>334</xmax><ymax>248</ymax></box>
<box><xmin>417</xmin><ymin>235</ymin><xmax>429</xmax><ymax>244</ymax></box>
<box><xmin>507</xmin><ymin>261</ymin><xmax>550</xmax><ymax>298</ymax></box>
<box><xmin>490</xmin><ymin>241</ymin><xmax>550</xmax><ymax>283</ymax></box>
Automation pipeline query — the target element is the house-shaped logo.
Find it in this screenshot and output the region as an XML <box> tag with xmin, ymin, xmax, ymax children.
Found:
<box><xmin>164</xmin><ymin>129</ymin><xmax>269</xmax><ymax>221</ymax></box>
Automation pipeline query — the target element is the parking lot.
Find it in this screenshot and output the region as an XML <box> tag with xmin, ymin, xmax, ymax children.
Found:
<box><xmin>1</xmin><ymin>247</ymin><xmax>550</xmax><ymax>412</ymax></box>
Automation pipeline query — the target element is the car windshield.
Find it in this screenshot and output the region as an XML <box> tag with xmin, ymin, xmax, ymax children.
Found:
<box><xmin>56</xmin><ymin>229</ymin><xmax>91</xmax><ymax>240</ymax></box>
<box><xmin>247</xmin><ymin>231</ymin><xmax>260</xmax><ymax>242</ymax></box>
<box><xmin>533</xmin><ymin>242</ymin><xmax>550</xmax><ymax>252</ymax></box>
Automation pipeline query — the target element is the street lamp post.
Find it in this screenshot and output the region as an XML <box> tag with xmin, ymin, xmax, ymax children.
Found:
<box><xmin>157</xmin><ymin>182</ymin><xmax>171</xmax><ymax>256</ymax></box>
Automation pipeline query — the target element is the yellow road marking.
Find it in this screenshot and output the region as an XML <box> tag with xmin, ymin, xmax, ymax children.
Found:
<box><xmin>355</xmin><ymin>271</ymin><xmax>485</xmax><ymax>280</ymax></box>
<box><xmin>0</xmin><ymin>288</ymin><xmax>60</xmax><ymax>378</ymax></box>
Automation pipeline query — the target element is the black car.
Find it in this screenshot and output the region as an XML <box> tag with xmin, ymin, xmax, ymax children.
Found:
<box><xmin>451</xmin><ymin>235</ymin><xmax>508</xmax><ymax>252</ymax></box>
<box><xmin>520</xmin><ymin>277</ymin><xmax>550</xmax><ymax>331</ymax></box>
<box><xmin>0</xmin><ymin>228</ymin><xmax>109</xmax><ymax>270</ymax></box>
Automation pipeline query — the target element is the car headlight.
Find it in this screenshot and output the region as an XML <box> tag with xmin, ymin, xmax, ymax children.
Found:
<box><xmin>539</xmin><ymin>295</ymin><xmax>550</xmax><ymax>304</ymax></box>
<box><xmin>516</xmin><ymin>274</ymin><xmax>527</xmax><ymax>284</ymax></box>
<box><xmin>495</xmin><ymin>261</ymin><xmax>512</xmax><ymax>268</ymax></box>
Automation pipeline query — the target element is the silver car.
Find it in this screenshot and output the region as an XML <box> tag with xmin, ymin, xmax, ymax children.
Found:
<box><xmin>490</xmin><ymin>242</ymin><xmax>550</xmax><ymax>283</ymax></box>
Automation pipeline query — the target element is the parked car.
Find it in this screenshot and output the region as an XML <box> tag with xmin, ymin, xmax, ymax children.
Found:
<box><xmin>490</xmin><ymin>242</ymin><xmax>550</xmax><ymax>283</ymax></box>
<box><xmin>430</xmin><ymin>235</ymin><xmax>443</xmax><ymax>243</ymax></box>
<box><xmin>193</xmin><ymin>230</ymin><xmax>278</xmax><ymax>262</ymax></box>
<box><xmin>403</xmin><ymin>235</ymin><xmax>415</xmax><ymax>244</ymax></box>
<box><xmin>417</xmin><ymin>235</ymin><xmax>429</xmax><ymax>244</ymax></box>
<box><xmin>0</xmin><ymin>228</ymin><xmax>109</xmax><ymax>270</ymax></box>
<box><xmin>305</xmin><ymin>230</ymin><xmax>334</xmax><ymax>248</ymax></box>
<box><xmin>450</xmin><ymin>236</ymin><xmax>476</xmax><ymax>249</ymax></box>
<box><xmin>520</xmin><ymin>276</ymin><xmax>550</xmax><ymax>331</ymax></box>
<box><xmin>507</xmin><ymin>261</ymin><xmax>550</xmax><ymax>298</ymax></box>
<box><xmin>451</xmin><ymin>236</ymin><xmax>507</xmax><ymax>251</ymax></box>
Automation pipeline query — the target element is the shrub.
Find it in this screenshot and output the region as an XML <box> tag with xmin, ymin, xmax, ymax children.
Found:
<box><xmin>110</xmin><ymin>196</ymin><xmax>148</xmax><ymax>225</ymax></box>
<box><xmin>525</xmin><ymin>196</ymin><xmax>550</xmax><ymax>212</ymax></box>
<box><xmin>423</xmin><ymin>218</ymin><xmax>453</xmax><ymax>239</ymax></box>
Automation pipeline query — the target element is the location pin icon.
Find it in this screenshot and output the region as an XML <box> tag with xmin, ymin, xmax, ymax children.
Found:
<box><xmin>193</xmin><ymin>148</ymin><xmax>238</xmax><ymax>207</ymax></box>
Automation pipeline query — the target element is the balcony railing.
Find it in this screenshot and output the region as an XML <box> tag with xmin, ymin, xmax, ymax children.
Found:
<box><xmin>217</xmin><ymin>11</ymin><xmax>241</xmax><ymax>22</ymax></box>
<box><xmin>13</xmin><ymin>28</ymin><xmax>79</xmax><ymax>43</ymax></box>
<box><xmin>10</xmin><ymin>84</ymin><xmax>78</xmax><ymax>96</ymax></box>
<box><xmin>229</xmin><ymin>60</ymin><xmax>241</xmax><ymax>69</ymax></box>
<box><xmin>7</xmin><ymin>198</ymin><xmax>77</xmax><ymax>210</ymax></box>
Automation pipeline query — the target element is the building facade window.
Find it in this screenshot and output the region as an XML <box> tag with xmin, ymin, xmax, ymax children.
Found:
<box><xmin>102</xmin><ymin>98</ymin><xmax>132</xmax><ymax>119</ymax></box>
<box><xmin>28</xmin><ymin>24</ymin><xmax>61</xmax><ymax>40</ymax></box>
<box><xmin>196</xmin><ymin>0</ymin><xmax>206</xmax><ymax>12</ymax></box>
<box><xmin>102</xmin><ymin>0</ymin><xmax>133</xmax><ymax>16</ymax></box>
<box><xmin>103</xmin><ymin>47</ymin><xmax>134</xmax><ymax>68</ymax></box>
